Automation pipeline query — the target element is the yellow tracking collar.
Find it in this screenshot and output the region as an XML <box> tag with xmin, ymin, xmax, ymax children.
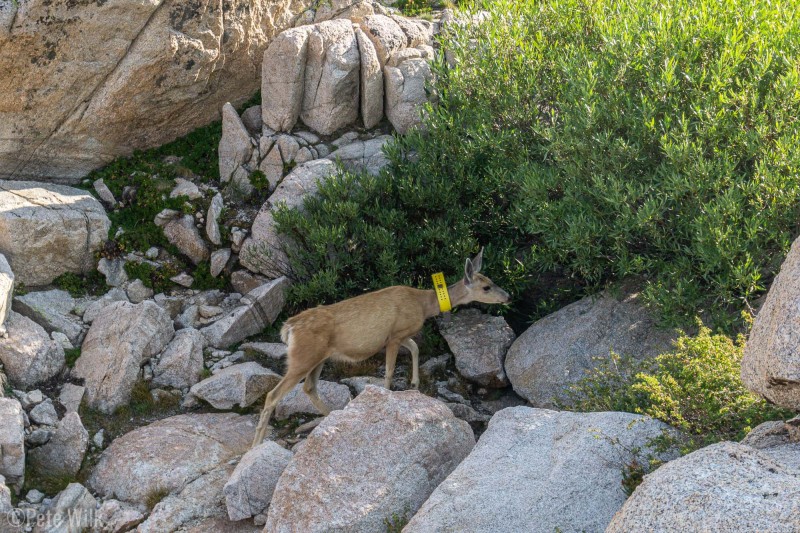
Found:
<box><xmin>431</xmin><ymin>272</ymin><xmax>452</xmax><ymax>313</ymax></box>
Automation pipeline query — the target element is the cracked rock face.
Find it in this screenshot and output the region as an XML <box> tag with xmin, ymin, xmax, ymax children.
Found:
<box><xmin>0</xmin><ymin>0</ymin><xmax>314</xmax><ymax>184</ymax></box>
<box><xmin>0</xmin><ymin>181</ymin><xmax>110</xmax><ymax>286</ymax></box>
<box><xmin>265</xmin><ymin>386</ymin><xmax>475</xmax><ymax>533</ymax></box>
<box><xmin>74</xmin><ymin>301</ymin><xmax>174</xmax><ymax>414</ymax></box>
<box><xmin>88</xmin><ymin>413</ymin><xmax>255</xmax><ymax>506</ymax></box>
<box><xmin>742</xmin><ymin>235</ymin><xmax>800</xmax><ymax>409</ymax></box>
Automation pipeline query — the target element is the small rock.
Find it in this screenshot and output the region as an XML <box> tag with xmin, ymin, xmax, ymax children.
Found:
<box><xmin>59</xmin><ymin>383</ymin><xmax>85</xmax><ymax>413</ymax></box>
<box><xmin>438</xmin><ymin>309</ymin><xmax>515</xmax><ymax>388</ymax></box>
<box><xmin>145</xmin><ymin>247</ymin><xmax>160</xmax><ymax>260</ymax></box>
<box><xmin>51</xmin><ymin>331</ymin><xmax>73</xmax><ymax>350</ymax></box>
<box><xmin>331</xmin><ymin>131</ymin><xmax>359</xmax><ymax>147</ymax></box>
<box><xmin>25</xmin><ymin>489</ymin><xmax>45</xmax><ymax>504</ymax></box>
<box><xmin>97</xmin><ymin>499</ymin><xmax>146</xmax><ymax>533</ymax></box>
<box><xmin>420</xmin><ymin>353</ymin><xmax>450</xmax><ymax>377</ymax></box>
<box><xmin>241</xmin><ymin>105</ymin><xmax>263</xmax><ymax>135</ymax></box>
<box><xmin>126</xmin><ymin>278</ymin><xmax>154</xmax><ymax>304</ymax></box>
<box><xmin>190</xmin><ymin>362</ymin><xmax>281</xmax><ymax>409</ymax></box>
<box><xmin>93</xmin><ymin>178</ymin><xmax>117</xmax><ymax>205</ymax></box>
<box><xmin>27</xmin><ymin>428</ymin><xmax>52</xmax><ymax>446</ymax></box>
<box><xmin>340</xmin><ymin>376</ymin><xmax>384</xmax><ymax>395</ymax></box>
<box><xmin>0</xmin><ymin>398</ymin><xmax>24</xmax><ymax>490</ymax></box>
<box><xmin>93</xmin><ymin>429</ymin><xmax>104</xmax><ymax>448</ymax></box>
<box><xmin>446</xmin><ymin>402</ymin><xmax>491</xmax><ymax>423</ymax></box>
<box><xmin>160</xmin><ymin>214</ymin><xmax>210</xmax><ymax>265</ymax></box>
<box><xmin>28</xmin><ymin>412</ymin><xmax>89</xmax><ymax>482</ymax></box>
<box><xmin>230</xmin><ymin>270</ymin><xmax>265</xmax><ymax>295</ymax></box>
<box><xmin>170</xmin><ymin>178</ymin><xmax>202</xmax><ymax>200</ymax></box>
<box><xmin>200</xmin><ymin>277</ymin><xmax>288</xmax><ymax>348</ymax></box>
<box><xmin>171</xmin><ymin>272</ymin><xmax>194</xmax><ymax>287</ymax></box>
<box><xmin>12</xmin><ymin>288</ymin><xmax>84</xmax><ymax>346</ymax></box>
<box><xmin>82</xmin><ymin>287</ymin><xmax>129</xmax><ymax>324</ymax></box>
<box><xmin>0</xmin><ymin>253</ymin><xmax>13</xmax><ymax>337</ymax></box>
<box><xmin>39</xmin><ymin>483</ymin><xmax>97</xmax><ymax>533</ymax></box>
<box><xmin>275</xmin><ymin>380</ymin><xmax>352</xmax><ymax>419</ymax></box>
<box><xmin>223</xmin><ymin>441</ymin><xmax>293</xmax><ymax>520</ymax></box>
<box><xmin>152</xmin><ymin>328</ymin><xmax>204</xmax><ymax>389</ymax></box>
<box><xmin>29</xmin><ymin>399</ymin><xmax>59</xmax><ymax>426</ymax></box>
<box><xmin>206</xmin><ymin>192</ymin><xmax>224</xmax><ymax>245</ymax></box>
<box><xmin>210</xmin><ymin>248</ymin><xmax>231</xmax><ymax>278</ymax></box>
<box><xmin>18</xmin><ymin>389</ymin><xmax>44</xmax><ymax>409</ymax></box>
<box><xmin>240</xmin><ymin>342</ymin><xmax>288</xmax><ymax>359</ymax></box>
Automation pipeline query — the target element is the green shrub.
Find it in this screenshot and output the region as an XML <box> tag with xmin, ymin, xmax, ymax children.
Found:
<box><xmin>568</xmin><ymin>322</ymin><xmax>792</xmax><ymax>452</ymax></box>
<box><xmin>52</xmin><ymin>271</ymin><xmax>108</xmax><ymax>297</ymax></box>
<box><xmin>269</xmin><ymin>0</ymin><xmax>800</xmax><ymax>332</ymax></box>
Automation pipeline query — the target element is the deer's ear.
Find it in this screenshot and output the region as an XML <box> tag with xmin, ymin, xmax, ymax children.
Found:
<box><xmin>472</xmin><ymin>247</ymin><xmax>484</xmax><ymax>273</ymax></box>
<box><xmin>464</xmin><ymin>257</ymin><xmax>475</xmax><ymax>285</ymax></box>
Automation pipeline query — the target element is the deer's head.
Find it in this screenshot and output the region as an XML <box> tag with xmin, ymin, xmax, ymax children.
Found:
<box><xmin>463</xmin><ymin>249</ymin><xmax>511</xmax><ymax>305</ymax></box>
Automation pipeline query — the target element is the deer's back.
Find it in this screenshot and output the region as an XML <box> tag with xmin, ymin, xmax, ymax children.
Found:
<box><xmin>284</xmin><ymin>286</ymin><xmax>427</xmax><ymax>361</ymax></box>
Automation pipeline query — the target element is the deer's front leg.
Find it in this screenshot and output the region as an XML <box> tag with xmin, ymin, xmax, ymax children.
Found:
<box><xmin>384</xmin><ymin>341</ymin><xmax>400</xmax><ymax>390</ymax></box>
<box><xmin>402</xmin><ymin>338</ymin><xmax>420</xmax><ymax>389</ymax></box>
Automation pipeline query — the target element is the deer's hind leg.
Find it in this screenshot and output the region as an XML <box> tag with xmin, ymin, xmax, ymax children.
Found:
<box><xmin>303</xmin><ymin>360</ymin><xmax>331</xmax><ymax>416</ymax></box>
<box><xmin>252</xmin><ymin>338</ymin><xmax>327</xmax><ymax>447</ymax></box>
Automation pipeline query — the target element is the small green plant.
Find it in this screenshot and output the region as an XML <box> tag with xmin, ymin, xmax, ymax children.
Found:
<box><xmin>52</xmin><ymin>271</ymin><xmax>108</xmax><ymax>297</ymax></box>
<box><xmin>384</xmin><ymin>506</ymin><xmax>411</xmax><ymax>533</ymax></box>
<box><xmin>124</xmin><ymin>260</ymin><xmax>182</xmax><ymax>294</ymax></box>
<box><xmin>191</xmin><ymin>262</ymin><xmax>229</xmax><ymax>291</ymax></box>
<box><xmin>144</xmin><ymin>488</ymin><xmax>170</xmax><ymax>511</ymax></box>
<box><xmin>64</xmin><ymin>348</ymin><xmax>81</xmax><ymax>368</ymax></box>
<box><xmin>569</xmin><ymin>322</ymin><xmax>793</xmax><ymax>453</ymax></box>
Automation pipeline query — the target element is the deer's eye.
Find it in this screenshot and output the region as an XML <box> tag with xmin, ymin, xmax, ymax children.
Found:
<box><xmin>483</xmin><ymin>286</ymin><xmax>491</xmax><ymax>292</ymax></box>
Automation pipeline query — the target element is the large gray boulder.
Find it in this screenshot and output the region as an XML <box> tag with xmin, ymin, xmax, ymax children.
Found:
<box><xmin>607</xmin><ymin>441</ymin><xmax>800</xmax><ymax>532</ymax></box>
<box><xmin>265</xmin><ymin>386</ymin><xmax>475</xmax><ymax>532</ymax></box>
<box><xmin>223</xmin><ymin>441</ymin><xmax>293</xmax><ymax>521</ymax></box>
<box><xmin>300</xmin><ymin>19</ymin><xmax>360</xmax><ymax>135</ymax></box>
<box><xmin>438</xmin><ymin>309</ymin><xmax>515</xmax><ymax>387</ymax></box>
<box><xmin>405</xmin><ymin>408</ymin><xmax>678</xmax><ymax>533</ymax></box>
<box><xmin>189</xmin><ymin>362</ymin><xmax>281</xmax><ymax>409</ymax></box>
<box><xmin>742</xmin><ymin>235</ymin><xmax>800</xmax><ymax>409</ymax></box>
<box><xmin>0</xmin><ymin>253</ymin><xmax>12</xmax><ymax>337</ymax></box>
<box><xmin>240</xmin><ymin>160</ymin><xmax>337</xmax><ymax>277</ymax></box>
<box><xmin>0</xmin><ymin>181</ymin><xmax>110</xmax><ymax>286</ymax></box>
<box><xmin>0</xmin><ymin>398</ymin><xmax>25</xmax><ymax>490</ymax></box>
<box><xmin>13</xmin><ymin>289</ymin><xmax>83</xmax><ymax>346</ymax></box>
<box><xmin>74</xmin><ymin>301</ymin><xmax>174</xmax><ymax>413</ymax></box>
<box><xmin>505</xmin><ymin>291</ymin><xmax>676</xmax><ymax>407</ymax></box>
<box><xmin>200</xmin><ymin>277</ymin><xmax>288</xmax><ymax>348</ymax></box>
<box><xmin>0</xmin><ymin>0</ymin><xmax>313</xmax><ymax>183</ymax></box>
<box><xmin>28</xmin><ymin>412</ymin><xmax>89</xmax><ymax>484</ymax></box>
<box><xmin>152</xmin><ymin>327</ymin><xmax>205</xmax><ymax>390</ymax></box>
<box><xmin>0</xmin><ymin>311</ymin><xmax>65</xmax><ymax>388</ymax></box>
<box><xmin>358</xmin><ymin>15</ymin><xmax>407</xmax><ymax>67</ymax></box>
<box><xmin>261</xmin><ymin>26</ymin><xmax>312</xmax><ymax>132</ymax></box>
<box><xmin>384</xmin><ymin>56</ymin><xmax>432</xmax><ymax>134</ymax></box>
<box><xmin>89</xmin><ymin>413</ymin><xmax>255</xmax><ymax>506</ymax></box>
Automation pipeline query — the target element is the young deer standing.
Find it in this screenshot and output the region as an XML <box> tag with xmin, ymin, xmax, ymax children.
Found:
<box><xmin>252</xmin><ymin>249</ymin><xmax>510</xmax><ymax>446</ymax></box>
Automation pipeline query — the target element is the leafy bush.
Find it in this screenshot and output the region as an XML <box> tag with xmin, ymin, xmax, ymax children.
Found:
<box><xmin>568</xmin><ymin>322</ymin><xmax>792</xmax><ymax>452</ymax></box>
<box><xmin>270</xmin><ymin>0</ymin><xmax>800</xmax><ymax>331</ymax></box>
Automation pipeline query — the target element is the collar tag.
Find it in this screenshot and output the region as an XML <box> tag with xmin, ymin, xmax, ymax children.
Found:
<box><xmin>431</xmin><ymin>272</ymin><xmax>452</xmax><ymax>313</ymax></box>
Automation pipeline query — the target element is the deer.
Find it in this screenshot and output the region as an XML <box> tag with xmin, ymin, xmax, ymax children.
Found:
<box><xmin>252</xmin><ymin>249</ymin><xmax>511</xmax><ymax>446</ymax></box>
